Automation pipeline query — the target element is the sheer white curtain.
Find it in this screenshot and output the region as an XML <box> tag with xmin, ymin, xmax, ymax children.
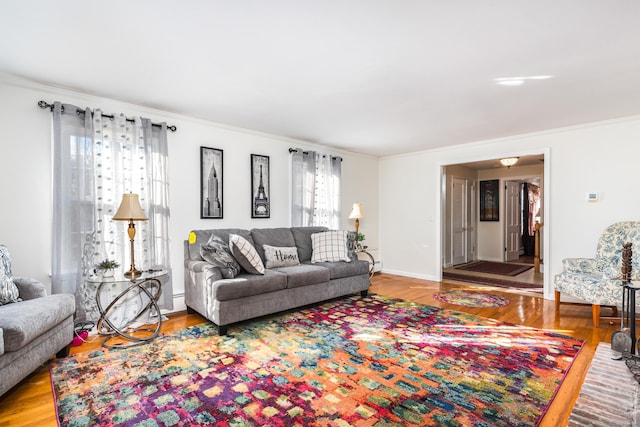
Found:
<box><xmin>290</xmin><ymin>148</ymin><xmax>341</xmax><ymax>229</ymax></box>
<box><xmin>52</xmin><ymin>102</ymin><xmax>172</xmax><ymax>320</ymax></box>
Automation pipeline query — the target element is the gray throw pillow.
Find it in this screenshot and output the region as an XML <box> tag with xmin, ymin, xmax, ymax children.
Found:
<box><xmin>200</xmin><ymin>235</ymin><xmax>241</xmax><ymax>279</ymax></box>
<box><xmin>0</xmin><ymin>245</ymin><xmax>21</xmax><ymax>305</ymax></box>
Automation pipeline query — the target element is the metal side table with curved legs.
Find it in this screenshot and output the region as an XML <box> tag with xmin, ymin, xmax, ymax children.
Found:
<box><xmin>90</xmin><ymin>270</ymin><xmax>167</xmax><ymax>349</ymax></box>
<box><xmin>355</xmin><ymin>247</ymin><xmax>376</xmax><ymax>279</ymax></box>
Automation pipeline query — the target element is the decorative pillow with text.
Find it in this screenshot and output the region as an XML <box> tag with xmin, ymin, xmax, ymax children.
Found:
<box><xmin>263</xmin><ymin>245</ymin><xmax>300</xmax><ymax>268</ymax></box>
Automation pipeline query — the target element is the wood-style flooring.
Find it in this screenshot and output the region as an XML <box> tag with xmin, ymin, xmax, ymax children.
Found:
<box><xmin>0</xmin><ymin>272</ymin><xmax>618</xmax><ymax>427</ymax></box>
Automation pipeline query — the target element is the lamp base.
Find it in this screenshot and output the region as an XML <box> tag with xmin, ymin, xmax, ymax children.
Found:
<box><xmin>124</xmin><ymin>268</ymin><xmax>143</xmax><ymax>279</ymax></box>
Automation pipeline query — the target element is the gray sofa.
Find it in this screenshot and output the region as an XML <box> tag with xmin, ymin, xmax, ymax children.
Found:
<box><xmin>184</xmin><ymin>226</ymin><xmax>370</xmax><ymax>335</ymax></box>
<box><xmin>0</xmin><ymin>277</ymin><xmax>75</xmax><ymax>397</ymax></box>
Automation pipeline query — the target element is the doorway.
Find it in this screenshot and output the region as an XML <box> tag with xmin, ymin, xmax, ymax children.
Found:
<box><xmin>441</xmin><ymin>154</ymin><xmax>546</xmax><ymax>291</ymax></box>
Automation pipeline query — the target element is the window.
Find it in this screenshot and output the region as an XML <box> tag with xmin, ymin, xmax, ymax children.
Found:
<box><xmin>290</xmin><ymin>149</ymin><xmax>342</xmax><ymax>229</ymax></box>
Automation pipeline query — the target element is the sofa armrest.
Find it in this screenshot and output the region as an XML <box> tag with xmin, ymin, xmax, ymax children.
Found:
<box><xmin>13</xmin><ymin>277</ymin><xmax>46</xmax><ymax>300</ymax></box>
<box><xmin>185</xmin><ymin>260</ymin><xmax>224</xmax><ymax>287</ymax></box>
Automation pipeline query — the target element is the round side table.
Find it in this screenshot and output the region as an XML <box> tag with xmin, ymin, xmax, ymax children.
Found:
<box><xmin>88</xmin><ymin>270</ymin><xmax>167</xmax><ymax>349</ymax></box>
<box><xmin>355</xmin><ymin>247</ymin><xmax>376</xmax><ymax>279</ymax></box>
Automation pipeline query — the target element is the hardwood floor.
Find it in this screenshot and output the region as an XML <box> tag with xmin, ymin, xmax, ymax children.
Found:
<box><xmin>0</xmin><ymin>273</ymin><xmax>617</xmax><ymax>426</ymax></box>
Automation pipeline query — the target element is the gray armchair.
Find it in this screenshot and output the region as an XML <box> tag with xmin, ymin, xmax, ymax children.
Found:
<box><xmin>0</xmin><ymin>245</ymin><xmax>75</xmax><ymax>397</ymax></box>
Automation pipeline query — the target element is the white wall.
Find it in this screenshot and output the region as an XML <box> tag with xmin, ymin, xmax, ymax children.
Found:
<box><xmin>379</xmin><ymin>116</ymin><xmax>640</xmax><ymax>299</ymax></box>
<box><xmin>0</xmin><ymin>79</ymin><xmax>379</xmax><ymax>310</ymax></box>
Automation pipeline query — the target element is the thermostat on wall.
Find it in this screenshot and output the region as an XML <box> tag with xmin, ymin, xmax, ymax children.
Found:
<box><xmin>586</xmin><ymin>192</ymin><xmax>599</xmax><ymax>202</ymax></box>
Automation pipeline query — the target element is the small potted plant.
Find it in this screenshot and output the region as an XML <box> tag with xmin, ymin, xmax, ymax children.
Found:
<box><xmin>94</xmin><ymin>259</ymin><xmax>120</xmax><ymax>278</ymax></box>
<box><xmin>356</xmin><ymin>232</ymin><xmax>366</xmax><ymax>249</ymax></box>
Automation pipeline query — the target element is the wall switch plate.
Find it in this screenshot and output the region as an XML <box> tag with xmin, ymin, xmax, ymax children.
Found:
<box><xmin>586</xmin><ymin>192</ymin><xmax>599</xmax><ymax>202</ymax></box>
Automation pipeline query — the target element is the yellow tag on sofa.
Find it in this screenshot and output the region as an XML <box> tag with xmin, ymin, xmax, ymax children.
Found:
<box><xmin>189</xmin><ymin>232</ymin><xmax>196</xmax><ymax>245</ymax></box>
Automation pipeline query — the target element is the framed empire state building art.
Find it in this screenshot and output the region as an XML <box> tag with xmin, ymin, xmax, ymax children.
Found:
<box><xmin>251</xmin><ymin>154</ymin><xmax>270</xmax><ymax>218</ymax></box>
<box><xmin>201</xmin><ymin>146</ymin><xmax>223</xmax><ymax>219</ymax></box>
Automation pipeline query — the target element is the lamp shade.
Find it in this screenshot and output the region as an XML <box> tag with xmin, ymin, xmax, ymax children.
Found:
<box><xmin>113</xmin><ymin>193</ymin><xmax>148</xmax><ymax>221</ymax></box>
<box><xmin>348</xmin><ymin>203</ymin><xmax>364</xmax><ymax>220</ymax></box>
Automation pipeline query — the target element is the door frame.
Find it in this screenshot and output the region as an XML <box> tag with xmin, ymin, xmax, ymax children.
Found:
<box><xmin>438</xmin><ymin>148</ymin><xmax>550</xmax><ymax>298</ymax></box>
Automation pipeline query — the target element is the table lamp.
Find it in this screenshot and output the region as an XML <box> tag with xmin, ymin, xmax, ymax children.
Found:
<box><xmin>113</xmin><ymin>193</ymin><xmax>148</xmax><ymax>278</ymax></box>
<box><xmin>348</xmin><ymin>203</ymin><xmax>364</xmax><ymax>248</ymax></box>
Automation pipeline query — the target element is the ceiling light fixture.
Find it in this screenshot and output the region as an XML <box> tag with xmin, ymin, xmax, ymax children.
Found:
<box><xmin>500</xmin><ymin>157</ymin><xmax>519</xmax><ymax>168</ymax></box>
<box><xmin>495</xmin><ymin>75</ymin><xmax>553</xmax><ymax>86</ymax></box>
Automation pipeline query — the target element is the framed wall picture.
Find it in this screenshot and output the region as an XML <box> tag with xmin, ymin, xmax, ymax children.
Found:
<box><xmin>479</xmin><ymin>179</ymin><xmax>499</xmax><ymax>221</ymax></box>
<box><xmin>200</xmin><ymin>147</ymin><xmax>223</xmax><ymax>218</ymax></box>
<box><xmin>251</xmin><ymin>154</ymin><xmax>270</xmax><ymax>218</ymax></box>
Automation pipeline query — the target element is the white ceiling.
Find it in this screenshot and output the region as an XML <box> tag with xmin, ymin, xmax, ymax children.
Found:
<box><xmin>1</xmin><ymin>1</ymin><xmax>640</xmax><ymax>157</ymax></box>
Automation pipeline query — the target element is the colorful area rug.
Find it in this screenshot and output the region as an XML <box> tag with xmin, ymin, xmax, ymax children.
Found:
<box><xmin>50</xmin><ymin>294</ymin><xmax>583</xmax><ymax>426</ymax></box>
<box><xmin>456</xmin><ymin>261</ymin><xmax>533</xmax><ymax>276</ymax></box>
<box><xmin>433</xmin><ymin>289</ymin><xmax>510</xmax><ymax>308</ymax></box>
<box><xmin>568</xmin><ymin>342</ymin><xmax>640</xmax><ymax>426</ymax></box>
<box><xmin>443</xmin><ymin>271</ymin><xmax>543</xmax><ymax>291</ymax></box>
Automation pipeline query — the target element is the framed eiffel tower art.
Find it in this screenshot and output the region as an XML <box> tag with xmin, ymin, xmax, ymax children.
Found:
<box><xmin>251</xmin><ymin>154</ymin><xmax>270</xmax><ymax>218</ymax></box>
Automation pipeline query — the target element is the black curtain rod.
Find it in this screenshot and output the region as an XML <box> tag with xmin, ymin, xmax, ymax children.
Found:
<box><xmin>38</xmin><ymin>101</ymin><xmax>177</xmax><ymax>132</ymax></box>
<box><xmin>288</xmin><ymin>147</ymin><xmax>342</xmax><ymax>161</ymax></box>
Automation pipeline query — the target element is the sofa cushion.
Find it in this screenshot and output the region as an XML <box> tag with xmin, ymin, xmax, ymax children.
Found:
<box><xmin>200</xmin><ymin>235</ymin><xmax>241</xmax><ymax>279</ymax></box>
<box><xmin>250</xmin><ymin>228</ymin><xmax>296</xmax><ymax>263</ymax></box>
<box><xmin>310</xmin><ymin>260</ymin><xmax>370</xmax><ymax>280</ymax></box>
<box><xmin>311</xmin><ymin>231</ymin><xmax>351</xmax><ymax>263</ymax></box>
<box><xmin>263</xmin><ymin>245</ymin><xmax>300</xmax><ymax>268</ymax></box>
<box><xmin>213</xmin><ymin>270</ymin><xmax>287</xmax><ymax>301</ymax></box>
<box><xmin>271</xmin><ymin>264</ymin><xmax>331</xmax><ymax>289</ymax></box>
<box><xmin>291</xmin><ymin>227</ymin><xmax>328</xmax><ymax>262</ymax></box>
<box><xmin>230</xmin><ymin>234</ymin><xmax>265</xmax><ymax>275</ymax></box>
<box><xmin>0</xmin><ymin>293</ymin><xmax>75</xmax><ymax>352</ymax></box>
<box><xmin>187</xmin><ymin>229</ymin><xmax>252</xmax><ymax>261</ymax></box>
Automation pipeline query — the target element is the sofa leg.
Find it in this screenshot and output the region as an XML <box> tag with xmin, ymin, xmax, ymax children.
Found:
<box><xmin>218</xmin><ymin>325</ymin><xmax>228</xmax><ymax>336</ymax></box>
<box><xmin>56</xmin><ymin>344</ymin><xmax>70</xmax><ymax>359</ymax></box>
<box><xmin>554</xmin><ymin>291</ymin><xmax>560</xmax><ymax>313</ymax></box>
<box><xmin>592</xmin><ymin>304</ymin><xmax>600</xmax><ymax>328</ymax></box>
<box><xmin>186</xmin><ymin>306</ymin><xmax>196</xmax><ymax>315</ymax></box>
<box><xmin>360</xmin><ymin>290</ymin><xmax>368</xmax><ymax>297</ymax></box>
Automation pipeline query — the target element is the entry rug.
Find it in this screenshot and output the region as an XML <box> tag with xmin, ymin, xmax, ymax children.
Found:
<box><xmin>50</xmin><ymin>294</ymin><xmax>584</xmax><ymax>427</ymax></box>
<box><xmin>443</xmin><ymin>271</ymin><xmax>543</xmax><ymax>291</ymax></box>
<box><xmin>456</xmin><ymin>261</ymin><xmax>533</xmax><ymax>276</ymax></box>
<box><xmin>434</xmin><ymin>289</ymin><xmax>510</xmax><ymax>308</ymax></box>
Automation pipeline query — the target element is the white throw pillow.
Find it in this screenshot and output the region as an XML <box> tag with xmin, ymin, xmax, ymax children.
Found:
<box><xmin>311</xmin><ymin>231</ymin><xmax>351</xmax><ymax>263</ymax></box>
<box><xmin>263</xmin><ymin>245</ymin><xmax>300</xmax><ymax>268</ymax></box>
<box><xmin>229</xmin><ymin>234</ymin><xmax>265</xmax><ymax>275</ymax></box>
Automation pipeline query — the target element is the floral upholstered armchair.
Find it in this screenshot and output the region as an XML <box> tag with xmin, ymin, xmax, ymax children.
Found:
<box><xmin>554</xmin><ymin>221</ymin><xmax>640</xmax><ymax>327</ymax></box>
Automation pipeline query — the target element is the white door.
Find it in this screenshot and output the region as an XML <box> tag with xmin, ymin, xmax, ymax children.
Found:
<box><xmin>452</xmin><ymin>178</ymin><xmax>467</xmax><ymax>265</ymax></box>
<box><xmin>504</xmin><ymin>180</ymin><xmax>521</xmax><ymax>261</ymax></box>
<box><xmin>466</xmin><ymin>181</ymin><xmax>476</xmax><ymax>261</ymax></box>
